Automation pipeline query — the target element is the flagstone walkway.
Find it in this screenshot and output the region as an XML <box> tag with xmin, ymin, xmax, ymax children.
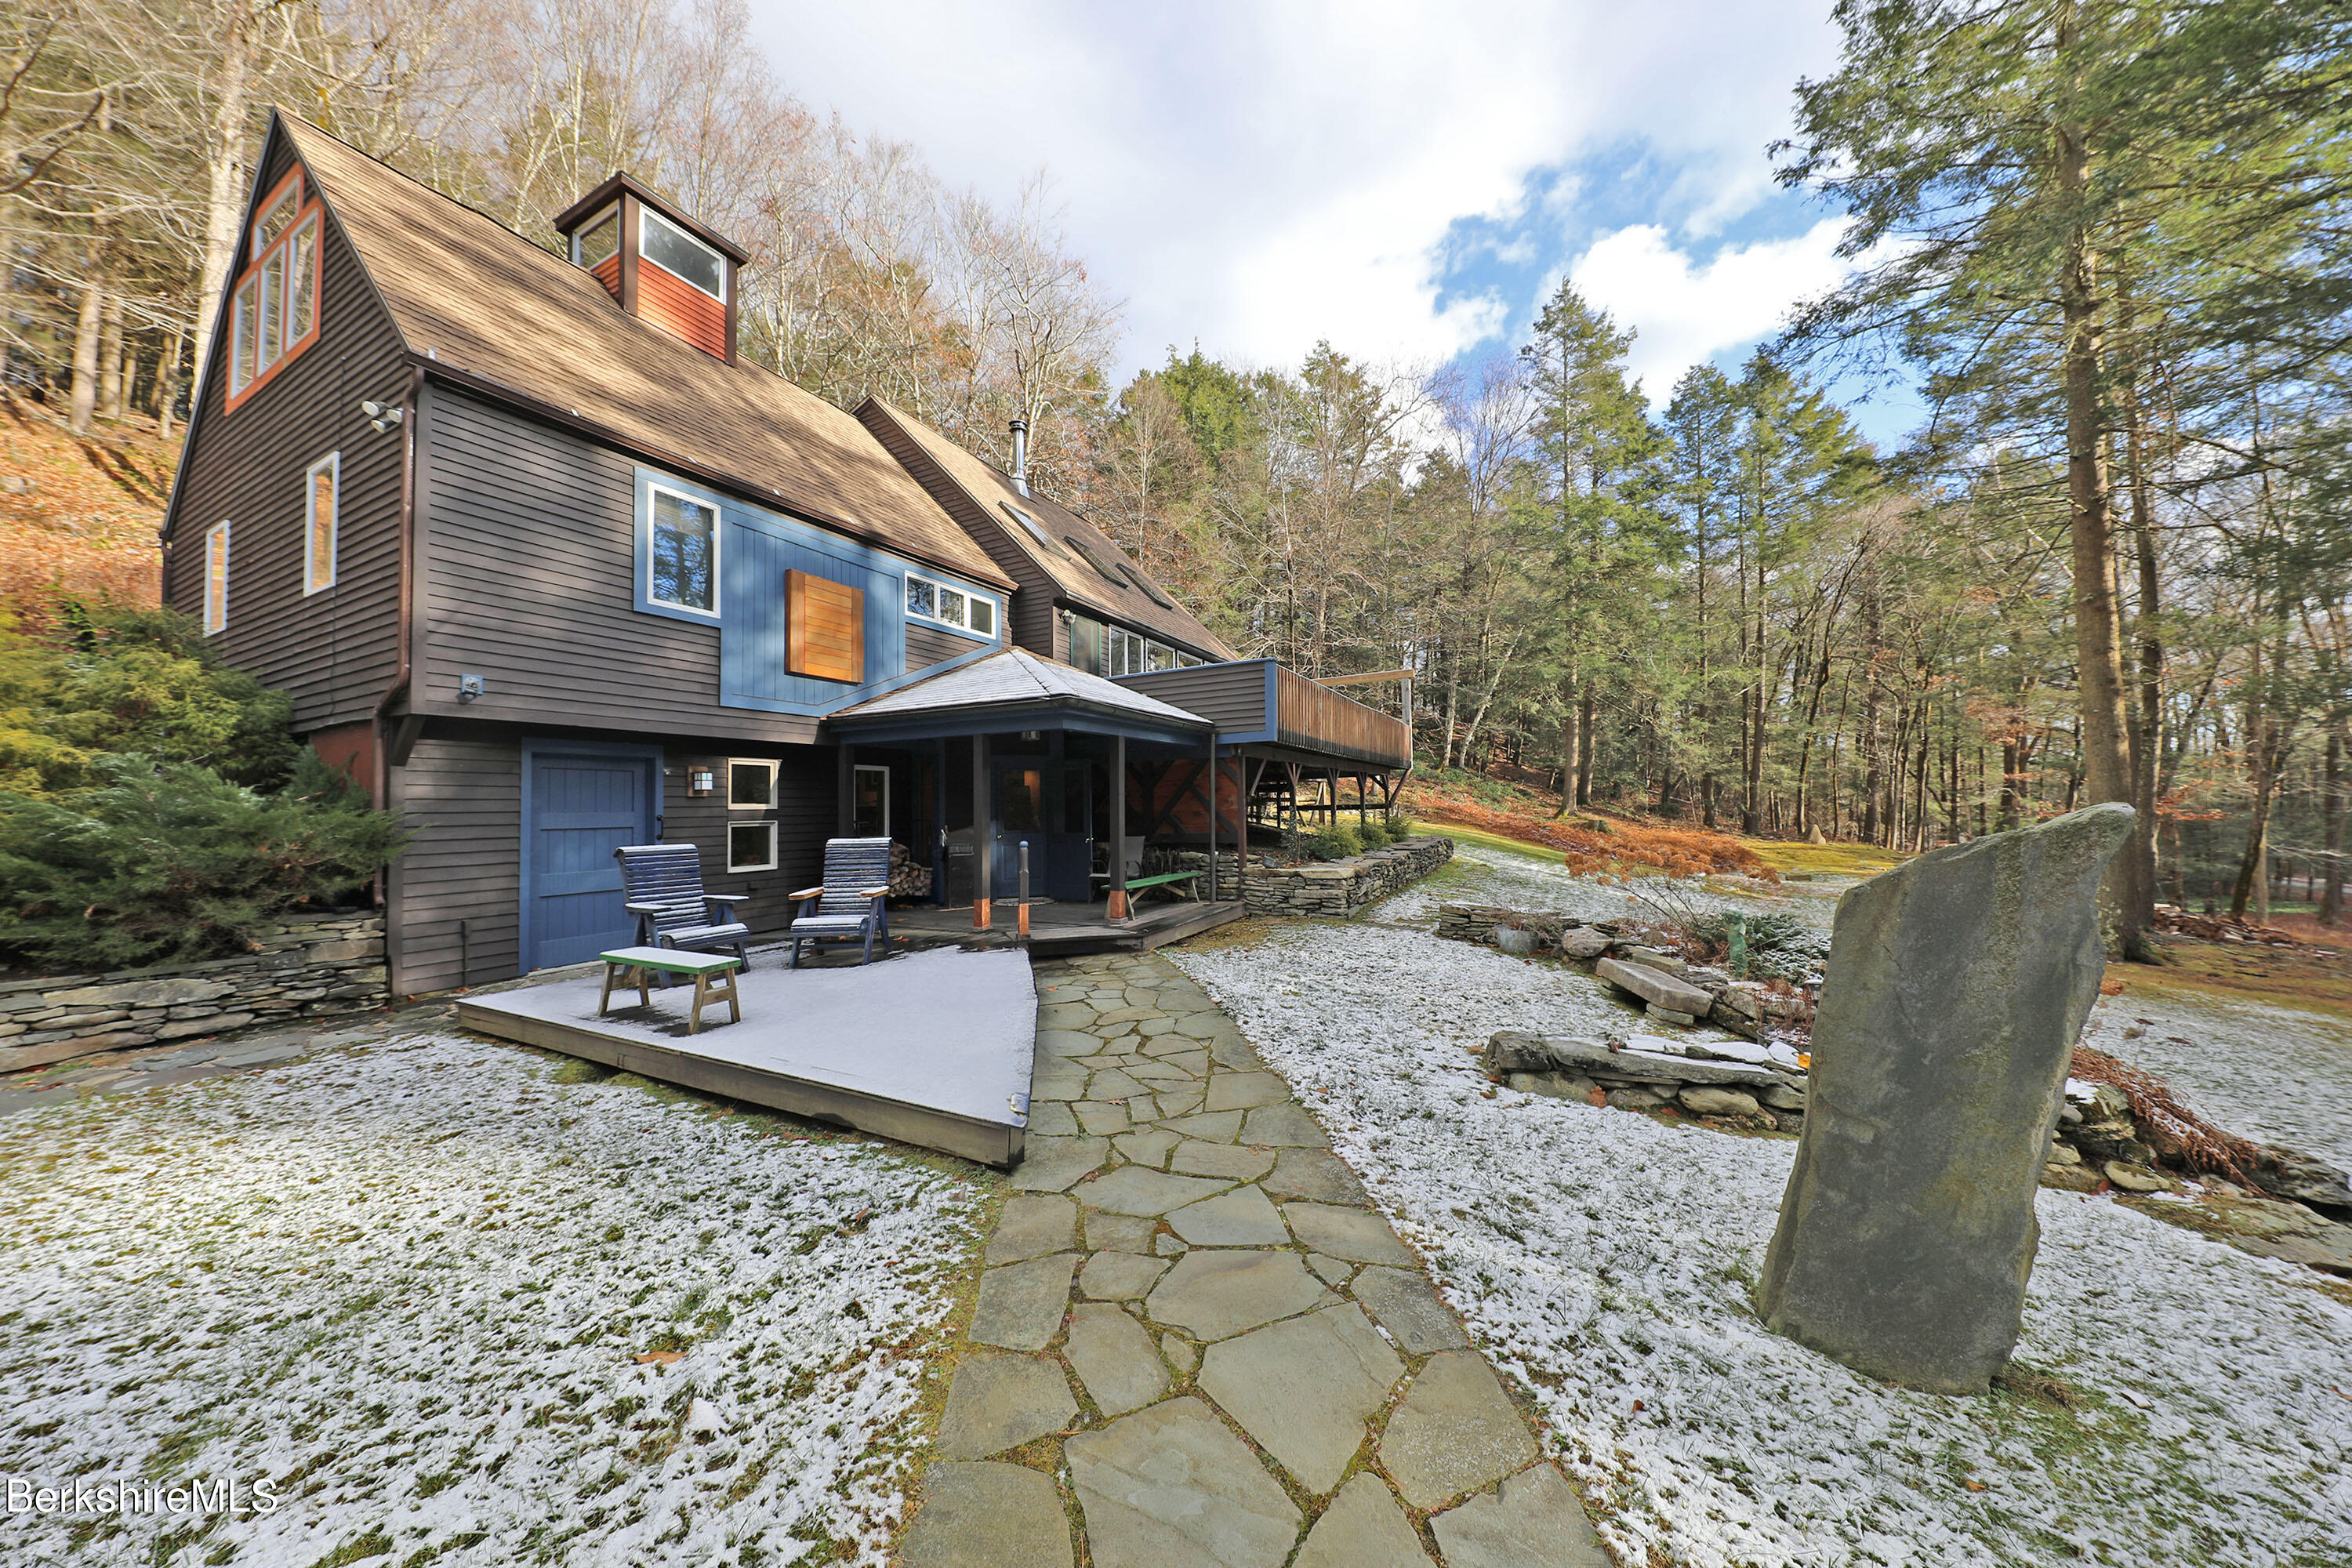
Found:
<box><xmin>897</xmin><ymin>949</ymin><xmax>1610</xmax><ymax>1568</ymax></box>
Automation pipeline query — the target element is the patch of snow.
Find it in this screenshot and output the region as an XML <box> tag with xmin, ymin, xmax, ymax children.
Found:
<box><xmin>0</xmin><ymin>1035</ymin><xmax>986</xmax><ymax>1567</ymax></box>
<box><xmin>1174</xmin><ymin>863</ymin><xmax>2352</xmax><ymax>1566</ymax></box>
<box><xmin>2078</xmin><ymin>987</ymin><xmax>2352</xmax><ymax>1171</ymax></box>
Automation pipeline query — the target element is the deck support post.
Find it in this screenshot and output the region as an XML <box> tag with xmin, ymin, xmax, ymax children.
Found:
<box><xmin>1208</xmin><ymin>731</ymin><xmax>1221</xmax><ymax>902</ymax></box>
<box><xmin>973</xmin><ymin>732</ymin><xmax>992</xmax><ymax>930</ymax></box>
<box><xmin>1108</xmin><ymin>734</ymin><xmax>1128</xmax><ymax>920</ymax></box>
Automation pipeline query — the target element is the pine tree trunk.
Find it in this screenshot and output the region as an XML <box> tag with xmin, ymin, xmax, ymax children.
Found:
<box><xmin>1576</xmin><ymin>690</ymin><xmax>1596</xmax><ymax>808</ymax></box>
<box><xmin>2055</xmin><ymin>4</ymin><xmax>2150</xmax><ymax>955</ymax></box>
<box><xmin>191</xmin><ymin>0</ymin><xmax>257</xmax><ymax>412</ymax></box>
<box><xmin>98</xmin><ymin>296</ymin><xmax>125</xmax><ymax>420</ymax></box>
<box><xmin>2324</xmin><ymin>727</ymin><xmax>2345</xmax><ymax>927</ymax></box>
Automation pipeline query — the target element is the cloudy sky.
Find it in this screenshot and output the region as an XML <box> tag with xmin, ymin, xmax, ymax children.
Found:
<box><xmin>747</xmin><ymin>0</ymin><xmax>1915</xmax><ymax>439</ymax></box>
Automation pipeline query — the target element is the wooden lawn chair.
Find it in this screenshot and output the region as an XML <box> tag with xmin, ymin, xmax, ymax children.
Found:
<box><xmin>787</xmin><ymin>837</ymin><xmax>894</xmax><ymax>967</ymax></box>
<box><xmin>614</xmin><ymin>844</ymin><xmax>750</xmax><ymax>983</ymax></box>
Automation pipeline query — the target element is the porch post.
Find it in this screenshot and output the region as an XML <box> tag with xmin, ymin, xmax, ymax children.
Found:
<box><xmin>973</xmin><ymin>732</ymin><xmax>992</xmax><ymax>930</ymax></box>
<box><xmin>837</xmin><ymin>745</ymin><xmax>854</xmax><ymax>837</ymax></box>
<box><xmin>1207</xmin><ymin>731</ymin><xmax>1221</xmax><ymax>903</ymax></box>
<box><xmin>1108</xmin><ymin>734</ymin><xmax>1128</xmax><ymax>920</ymax></box>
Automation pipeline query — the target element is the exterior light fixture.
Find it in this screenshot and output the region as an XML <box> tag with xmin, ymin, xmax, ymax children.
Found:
<box><xmin>457</xmin><ymin>673</ymin><xmax>484</xmax><ymax>702</ymax></box>
<box><xmin>360</xmin><ymin>399</ymin><xmax>405</xmax><ymax>433</ymax></box>
<box><xmin>688</xmin><ymin>768</ymin><xmax>716</xmax><ymax>797</ymax></box>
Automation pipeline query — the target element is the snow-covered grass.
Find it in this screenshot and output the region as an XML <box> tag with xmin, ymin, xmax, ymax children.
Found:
<box><xmin>1175</xmin><ymin>854</ymin><xmax>2352</xmax><ymax>1568</ymax></box>
<box><xmin>0</xmin><ymin>1035</ymin><xmax>989</xmax><ymax>1568</ymax></box>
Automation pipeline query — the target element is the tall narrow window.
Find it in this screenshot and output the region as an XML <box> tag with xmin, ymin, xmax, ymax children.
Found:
<box><xmin>203</xmin><ymin>521</ymin><xmax>230</xmax><ymax>633</ymax></box>
<box><xmin>648</xmin><ymin>486</ymin><xmax>718</xmax><ymax>614</ymax></box>
<box><xmin>304</xmin><ymin>452</ymin><xmax>339</xmax><ymax>594</ymax></box>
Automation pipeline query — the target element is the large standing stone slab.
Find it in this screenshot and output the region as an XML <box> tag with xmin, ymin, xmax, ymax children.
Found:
<box><xmin>1757</xmin><ymin>803</ymin><xmax>2134</xmax><ymax>1395</ymax></box>
<box><xmin>935</xmin><ymin>1354</ymin><xmax>1079</xmax><ymax>1458</ymax></box>
<box><xmin>1066</xmin><ymin>1396</ymin><xmax>1301</xmax><ymax>1568</ymax></box>
<box><xmin>1146</xmin><ymin>1250</ymin><xmax>1331</xmax><ymax>1340</ymax></box>
<box><xmin>1428</xmin><ymin>1464</ymin><xmax>1609</xmax><ymax>1568</ymax></box>
<box><xmin>900</xmin><ymin>1461</ymin><xmax>1075</xmax><ymax>1568</ymax></box>
<box><xmin>1197</xmin><ymin>1304</ymin><xmax>1403</xmax><ymax>1491</ymax></box>
<box><xmin>1377</xmin><ymin>1352</ymin><xmax>1537</xmax><ymax>1508</ymax></box>
<box><xmin>1065</xmin><ymin>1303</ymin><xmax>1172</xmax><ymax>1416</ymax></box>
<box><xmin>1294</xmin><ymin>1475</ymin><xmax>1435</xmax><ymax>1568</ymax></box>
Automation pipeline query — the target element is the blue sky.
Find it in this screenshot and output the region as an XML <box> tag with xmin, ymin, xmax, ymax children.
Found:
<box><xmin>746</xmin><ymin>0</ymin><xmax>1923</xmax><ymax>447</ymax></box>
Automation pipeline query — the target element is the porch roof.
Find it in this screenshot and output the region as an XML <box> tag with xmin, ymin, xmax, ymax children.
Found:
<box><xmin>823</xmin><ymin>647</ymin><xmax>1214</xmax><ymax>746</ymax></box>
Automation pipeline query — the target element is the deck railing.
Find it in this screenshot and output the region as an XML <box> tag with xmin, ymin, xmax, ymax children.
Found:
<box><xmin>1272</xmin><ymin>666</ymin><xmax>1412</xmax><ymax>769</ymax></box>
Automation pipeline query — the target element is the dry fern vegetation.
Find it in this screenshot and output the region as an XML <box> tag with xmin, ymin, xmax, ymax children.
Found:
<box><xmin>0</xmin><ymin>390</ymin><xmax>169</xmax><ymax>624</ymax></box>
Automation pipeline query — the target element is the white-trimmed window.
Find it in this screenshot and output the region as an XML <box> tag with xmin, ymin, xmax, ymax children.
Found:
<box><xmin>852</xmin><ymin>764</ymin><xmax>890</xmax><ymax>837</ymax></box>
<box><xmin>303</xmin><ymin>452</ymin><xmax>339</xmax><ymax>594</ymax></box>
<box><xmin>641</xmin><ymin>207</ymin><xmax>725</xmax><ymax>300</ymax></box>
<box><xmin>570</xmin><ymin>204</ymin><xmax>620</xmax><ymax>270</ymax></box>
<box><xmin>203</xmin><ymin>521</ymin><xmax>230</xmax><ymax>633</ymax></box>
<box><xmin>728</xmin><ymin>759</ymin><xmax>776</xmax><ymax>811</ymax></box>
<box><xmin>727</xmin><ymin>820</ymin><xmax>777</xmax><ymax>873</ymax></box>
<box><xmin>648</xmin><ymin>484</ymin><xmax>719</xmax><ymax>615</ymax></box>
<box><xmin>229</xmin><ymin>169</ymin><xmax>320</xmax><ymax>407</ymax></box>
<box><xmin>906</xmin><ymin>570</ymin><xmax>997</xmax><ymax>638</ymax></box>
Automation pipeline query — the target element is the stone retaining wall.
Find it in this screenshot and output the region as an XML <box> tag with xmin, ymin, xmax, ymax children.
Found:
<box><xmin>1168</xmin><ymin>835</ymin><xmax>1454</xmax><ymax>918</ymax></box>
<box><xmin>0</xmin><ymin>914</ymin><xmax>389</xmax><ymax>1073</ymax></box>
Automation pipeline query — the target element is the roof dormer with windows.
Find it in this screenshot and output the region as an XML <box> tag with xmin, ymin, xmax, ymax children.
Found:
<box><xmin>554</xmin><ymin>172</ymin><xmax>750</xmax><ymax>362</ymax></box>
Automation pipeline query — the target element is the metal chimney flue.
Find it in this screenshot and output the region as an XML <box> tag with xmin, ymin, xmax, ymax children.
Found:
<box><xmin>1008</xmin><ymin>416</ymin><xmax>1030</xmax><ymax>495</ymax></box>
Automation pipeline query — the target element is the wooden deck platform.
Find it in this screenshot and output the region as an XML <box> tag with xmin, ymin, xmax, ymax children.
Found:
<box><xmin>455</xmin><ymin>946</ymin><xmax>1036</xmax><ymax>1167</ymax></box>
<box><xmin>889</xmin><ymin>898</ymin><xmax>1247</xmax><ymax>956</ymax></box>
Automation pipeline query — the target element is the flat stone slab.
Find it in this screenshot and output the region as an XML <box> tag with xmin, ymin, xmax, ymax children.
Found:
<box><xmin>1351</xmin><ymin>1266</ymin><xmax>1470</xmax><ymax>1354</ymax></box>
<box><xmin>1148</xmin><ymin>1250</ymin><xmax>1332</xmax><ymax>1341</ymax></box>
<box><xmin>1198</xmin><ymin>1305</ymin><xmax>1403</xmax><ymax>1491</ymax></box>
<box><xmin>1485</xmin><ymin>1032</ymin><xmax>1789</xmax><ymax>1091</ymax></box>
<box><xmin>1240</xmin><ymin>1105</ymin><xmax>1329</xmax><ymax>1148</ymax></box>
<box><xmin>1168</xmin><ymin>1185</ymin><xmax>1291</xmax><ymax>1247</ymax></box>
<box><xmin>1205</xmin><ymin>1071</ymin><xmax>1290</xmax><ymax>1112</ymax></box>
<box><xmin>935</xmin><ymin>1354</ymin><xmax>1079</xmax><ymax>1459</ymax></box>
<box><xmin>1083</xmin><ymin>1209</ymin><xmax>1160</xmax><ymax>1252</ymax></box>
<box><xmin>1161</xmin><ymin>1110</ymin><xmax>1247</xmax><ymax>1143</ymax></box>
<box><xmin>1114</xmin><ymin>1128</ymin><xmax>1181</xmax><ymax>1167</ymax></box>
<box><xmin>1283</xmin><ymin>1203</ymin><xmax>1414</xmax><ymax>1265</ymax></box>
<box><xmin>1262</xmin><ymin>1149</ymin><xmax>1370</xmax><ymax>1206</ymax></box>
<box><xmin>1294</xmin><ymin>1474</ymin><xmax>1436</xmax><ymax>1568</ymax></box>
<box><xmin>1428</xmin><ymin>1464</ymin><xmax>1609</xmax><ymax>1568</ymax></box>
<box><xmin>987</xmin><ymin>1196</ymin><xmax>1078</xmax><ymax>1265</ymax></box>
<box><xmin>1080</xmin><ymin>1167</ymin><xmax>1236</xmax><ymax>1216</ymax></box>
<box><xmin>901</xmin><ymin>1461</ymin><xmax>1075</xmax><ymax>1568</ymax></box>
<box><xmin>1066</xmin><ymin>1303</ymin><xmax>1172</xmax><ymax>1417</ymax></box>
<box><xmin>1009</xmin><ymin>1136</ymin><xmax>1110</xmax><ymax>1192</ymax></box>
<box><xmin>1595</xmin><ymin>956</ymin><xmax>1713</xmax><ymax>1015</ymax></box>
<box><xmin>1377</xmin><ymin>1352</ymin><xmax>1537</xmax><ymax>1508</ymax></box>
<box><xmin>1066</xmin><ymin>1396</ymin><xmax>1301</xmax><ymax>1568</ymax></box>
<box><xmin>1171</xmin><ymin>1141</ymin><xmax>1277</xmax><ymax>1181</ymax></box>
<box><xmin>1080</xmin><ymin>1250</ymin><xmax>1173</xmax><ymax>1301</ymax></box>
<box><xmin>971</xmin><ymin>1254</ymin><xmax>1079</xmax><ymax>1350</ymax></box>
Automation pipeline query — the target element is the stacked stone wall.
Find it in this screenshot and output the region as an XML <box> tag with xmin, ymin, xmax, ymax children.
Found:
<box><xmin>1168</xmin><ymin>836</ymin><xmax>1454</xmax><ymax>918</ymax></box>
<box><xmin>0</xmin><ymin>914</ymin><xmax>388</xmax><ymax>1072</ymax></box>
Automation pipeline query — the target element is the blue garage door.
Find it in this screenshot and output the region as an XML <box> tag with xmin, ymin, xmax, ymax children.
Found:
<box><xmin>524</xmin><ymin>747</ymin><xmax>659</xmax><ymax>971</ymax></box>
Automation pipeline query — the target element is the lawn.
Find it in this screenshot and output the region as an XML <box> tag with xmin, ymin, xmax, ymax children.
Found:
<box><xmin>0</xmin><ymin>1035</ymin><xmax>991</xmax><ymax>1567</ymax></box>
<box><xmin>1174</xmin><ymin>837</ymin><xmax>2352</xmax><ymax>1568</ymax></box>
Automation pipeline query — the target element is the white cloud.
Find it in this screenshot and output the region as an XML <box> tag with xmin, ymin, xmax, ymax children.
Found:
<box><xmin>744</xmin><ymin>1</ymin><xmax>1842</xmax><ymax>380</ymax></box>
<box><xmin>1567</xmin><ymin>219</ymin><xmax>1853</xmax><ymax>402</ymax></box>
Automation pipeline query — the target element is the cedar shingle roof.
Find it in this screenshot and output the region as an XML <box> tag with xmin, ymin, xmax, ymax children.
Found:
<box><xmin>274</xmin><ymin>113</ymin><xmax>1014</xmax><ymax>591</ymax></box>
<box><xmin>857</xmin><ymin>397</ymin><xmax>1236</xmax><ymax>660</ymax></box>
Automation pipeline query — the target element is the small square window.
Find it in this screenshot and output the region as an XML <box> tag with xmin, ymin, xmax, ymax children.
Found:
<box><xmin>968</xmin><ymin>597</ymin><xmax>996</xmax><ymax>637</ymax></box>
<box><xmin>728</xmin><ymin>759</ymin><xmax>775</xmax><ymax>810</ymax></box>
<box><xmin>903</xmin><ymin>570</ymin><xmax>996</xmax><ymax>641</ymax></box>
<box><xmin>728</xmin><ymin>820</ymin><xmax>777</xmax><ymax>873</ymax></box>
<box><xmin>906</xmin><ymin>577</ymin><xmax>936</xmax><ymax>619</ymax></box>
<box><xmin>938</xmin><ymin>586</ymin><xmax>967</xmax><ymax>628</ymax></box>
<box><xmin>649</xmin><ymin>485</ymin><xmax>717</xmax><ymax>615</ymax></box>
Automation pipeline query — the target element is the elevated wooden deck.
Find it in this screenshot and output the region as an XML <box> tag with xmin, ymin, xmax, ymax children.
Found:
<box><xmin>1115</xmin><ymin>660</ymin><xmax>1412</xmax><ymax>771</ymax></box>
<box><xmin>891</xmin><ymin>898</ymin><xmax>1247</xmax><ymax>956</ymax></box>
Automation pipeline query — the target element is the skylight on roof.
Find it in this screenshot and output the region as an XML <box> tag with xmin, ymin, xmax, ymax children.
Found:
<box><xmin>1062</xmin><ymin>533</ymin><xmax>1125</xmax><ymax>583</ymax></box>
<box><xmin>1118</xmin><ymin>561</ymin><xmax>1176</xmax><ymax>610</ymax></box>
<box><xmin>1000</xmin><ymin>502</ymin><xmax>1069</xmax><ymax>559</ymax></box>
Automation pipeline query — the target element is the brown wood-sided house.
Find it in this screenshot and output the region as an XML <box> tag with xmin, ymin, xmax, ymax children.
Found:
<box><xmin>162</xmin><ymin>111</ymin><xmax>1410</xmax><ymax>995</ymax></box>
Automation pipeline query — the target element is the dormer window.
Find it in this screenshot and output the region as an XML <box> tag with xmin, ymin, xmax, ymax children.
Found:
<box><xmin>555</xmin><ymin>172</ymin><xmax>747</xmax><ymax>361</ymax></box>
<box><xmin>641</xmin><ymin>208</ymin><xmax>724</xmax><ymax>299</ymax></box>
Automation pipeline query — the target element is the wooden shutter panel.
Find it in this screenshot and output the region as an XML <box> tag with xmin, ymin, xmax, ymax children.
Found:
<box><xmin>786</xmin><ymin>569</ymin><xmax>864</xmax><ymax>682</ymax></box>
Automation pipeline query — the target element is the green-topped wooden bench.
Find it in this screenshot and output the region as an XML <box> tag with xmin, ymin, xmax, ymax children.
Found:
<box><xmin>1117</xmin><ymin>869</ymin><xmax>1202</xmax><ymax>906</ymax></box>
<box><xmin>597</xmin><ymin>946</ymin><xmax>742</xmax><ymax>1035</ymax></box>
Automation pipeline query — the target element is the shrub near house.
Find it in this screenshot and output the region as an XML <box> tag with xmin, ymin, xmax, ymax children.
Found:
<box><xmin>0</xmin><ymin>604</ymin><xmax>402</xmax><ymax>971</ymax></box>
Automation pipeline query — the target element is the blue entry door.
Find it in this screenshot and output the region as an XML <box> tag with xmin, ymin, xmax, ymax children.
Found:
<box><xmin>524</xmin><ymin>747</ymin><xmax>660</xmax><ymax>971</ymax></box>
